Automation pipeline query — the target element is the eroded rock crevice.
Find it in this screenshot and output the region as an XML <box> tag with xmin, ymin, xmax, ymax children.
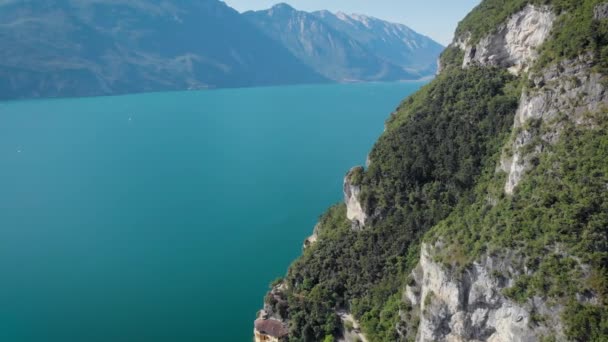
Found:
<box><xmin>403</xmin><ymin>244</ymin><xmax>565</xmax><ymax>342</ymax></box>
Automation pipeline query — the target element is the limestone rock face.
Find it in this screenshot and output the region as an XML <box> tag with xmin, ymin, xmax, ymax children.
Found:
<box><xmin>437</xmin><ymin>35</ymin><xmax>468</xmax><ymax>73</ymax></box>
<box><xmin>453</xmin><ymin>35</ymin><xmax>470</xmax><ymax>51</ymax></box>
<box><xmin>303</xmin><ymin>223</ymin><xmax>320</xmax><ymax>249</ymax></box>
<box><xmin>501</xmin><ymin>56</ymin><xmax>608</xmax><ymax>194</ymax></box>
<box><xmin>344</xmin><ymin>167</ymin><xmax>367</xmax><ymax>229</ymax></box>
<box><xmin>595</xmin><ymin>3</ymin><xmax>608</xmax><ymax>20</ymax></box>
<box><xmin>403</xmin><ymin>244</ymin><xmax>564</xmax><ymax>342</ymax></box>
<box><xmin>462</xmin><ymin>5</ymin><xmax>555</xmax><ymax>75</ymax></box>
<box><xmin>450</xmin><ymin>6</ymin><xmax>607</xmax><ymax>195</ymax></box>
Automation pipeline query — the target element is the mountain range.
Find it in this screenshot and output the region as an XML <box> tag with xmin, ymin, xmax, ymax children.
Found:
<box><xmin>244</xmin><ymin>4</ymin><xmax>443</xmax><ymax>82</ymax></box>
<box><xmin>0</xmin><ymin>0</ymin><xmax>443</xmax><ymax>100</ymax></box>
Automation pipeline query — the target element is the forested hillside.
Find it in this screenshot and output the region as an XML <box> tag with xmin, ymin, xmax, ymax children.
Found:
<box><xmin>256</xmin><ymin>1</ymin><xmax>608</xmax><ymax>341</ymax></box>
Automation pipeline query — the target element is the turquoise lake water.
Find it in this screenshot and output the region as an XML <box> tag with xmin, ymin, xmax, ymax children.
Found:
<box><xmin>0</xmin><ymin>82</ymin><xmax>424</xmax><ymax>341</ymax></box>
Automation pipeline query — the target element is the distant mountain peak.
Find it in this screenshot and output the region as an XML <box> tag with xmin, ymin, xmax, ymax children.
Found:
<box><xmin>272</xmin><ymin>2</ymin><xmax>293</xmax><ymax>8</ymax></box>
<box><xmin>270</xmin><ymin>3</ymin><xmax>295</xmax><ymax>12</ymax></box>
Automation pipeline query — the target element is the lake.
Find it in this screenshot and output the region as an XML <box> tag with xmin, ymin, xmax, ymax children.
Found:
<box><xmin>0</xmin><ymin>82</ymin><xmax>424</xmax><ymax>341</ymax></box>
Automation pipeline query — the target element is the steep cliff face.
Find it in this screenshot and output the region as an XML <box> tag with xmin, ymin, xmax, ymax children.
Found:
<box><xmin>403</xmin><ymin>2</ymin><xmax>608</xmax><ymax>341</ymax></box>
<box><xmin>452</xmin><ymin>1</ymin><xmax>608</xmax><ymax>195</ymax></box>
<box><xmin>461</xmin><ymin>5</ymin><xmax>555</xmax><ymax>75</ymax></box>
<box><xmin>344</xmin><ymin>167</ymin><xmax>367</xmax><ymax>230</ymax></box>
<box><xmin>402</xmin><ymin>244</ymin><xmax>564</xmax><ymax>342</ymax></box>
<box><xmin>303</xmin><ymin>223</ymin><xmax>320</xmax><ymax>249</ymax></box>
<box><xmin>501</xmin><ymin>56</ymin><xmax>608</xmax><ymax>194</ymax></box>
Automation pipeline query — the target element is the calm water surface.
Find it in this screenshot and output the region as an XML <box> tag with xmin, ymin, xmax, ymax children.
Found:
<box><xmin>0</xmin><ymin>82</ymin><xmax>424</xmax><ymax>341</ymax></box>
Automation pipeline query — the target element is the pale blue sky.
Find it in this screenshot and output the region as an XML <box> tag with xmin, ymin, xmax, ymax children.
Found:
<box><xmin>222</xmin><ymin>0</ymin><xmax>481</xmax><ymax>45</ymax></box>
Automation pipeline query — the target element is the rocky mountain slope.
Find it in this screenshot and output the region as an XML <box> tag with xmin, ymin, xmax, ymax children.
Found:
<box><xmin>311</xmin><ymin>10</ymin><xmax>442</xmax><ymax>77</ymax></box>
<box><xmin>0</xmin><ymin>0</ymin><xmax>441</xmax><ymax>100</ymax></box>
<box><xmin>256</xmin><ymin>1</ymin><xmax>608</xmax><ymax>341</ymax></box>
<box><xmin>244</xmin><ymin>4</ymin><xmax>443</xmax><ymax>82</ymax></box>
<box><xmin>0</xmin><ymin>0</ymin><xmax>327</xmax><ymax>100</ymax></box>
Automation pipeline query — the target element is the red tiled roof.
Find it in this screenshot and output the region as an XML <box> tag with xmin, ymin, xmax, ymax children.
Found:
<box><xmin>255</xmin><ymin>319</ymin><xmax>288</xmax><ymax>338</ymax></box>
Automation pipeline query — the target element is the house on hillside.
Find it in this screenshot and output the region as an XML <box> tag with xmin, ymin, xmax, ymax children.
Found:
<box><xmin>254</xmin><ymin>319</ymin><xmax>288</xmax><ymax>342</ymax></box>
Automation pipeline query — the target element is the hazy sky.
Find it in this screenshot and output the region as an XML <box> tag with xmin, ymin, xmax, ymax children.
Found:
<box><xmin>222</xmin><ymin>0</ymin><xmax>481</xmax><ymax>45</ymax></box>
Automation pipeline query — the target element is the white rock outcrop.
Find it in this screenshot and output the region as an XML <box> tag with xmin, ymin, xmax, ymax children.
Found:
<box><xmin>303</xmin><ymin>223</ymin><xmax>320</xmax><ymax>248</ymax></box>
<box><xmin>595</xmin><ymin>2</ymin><xmax>608</xmax><ymax>20</ymax></box>
<box><xmin>452</xmin><ymin>6</ymin><xmax>607</xmax><ymax>195</ymax></box>
<box><xmin>403</xmin><ymin>244</ymin><xmax>564</xmax><ymax>342</ymax></box>
<box><xmin>501</xmin><ymin>56</ymin><xmax>608</xmax><ymax>194</ymax></box>
<box><xmin>344</xmin><ymin>167</ymin><xmax>367</xmax><ymax>229</ymax></box>
<box><xmin>462</xmin><ymin>5</ymin><xmax>555</xmax><ymax>75</ymax></box>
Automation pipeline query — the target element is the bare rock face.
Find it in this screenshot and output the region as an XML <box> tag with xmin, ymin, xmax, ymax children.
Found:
<box><xmin>453</xmin><ymin>35</ymin><xmax>470</xmax><ymax>51</ymax></box>
<box><xmin>595</xmin><ymin>3</ymin><xmax>608</xmax><ymax>20</ymax></box>
<box><xmin>437</xmin><ymin>35</ymin><xmax>469</xmax><ymax>74</ymax></box>
<box><xmin>462</xmin><ymin>5</ymin><xmax>555</xmax><ymax>75</ymax></box>
<box><xmin>303</xmin><ymin>223</ymin><xmax>320</xmax><ymax>249</ymax></box>
<box><xmin>403</xmin><ymin>244</ymin><xmax>565</xmax><ymax>342</ymax></box>
<box><xmin>344</xmin><ymin>167</ymin><xmax>367</xmax><ymax>229</ymax></box>
<box><xmin>501</xmin><ymin>56</ymin><xmax>608</xmax><ymax>194</ymax></box>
